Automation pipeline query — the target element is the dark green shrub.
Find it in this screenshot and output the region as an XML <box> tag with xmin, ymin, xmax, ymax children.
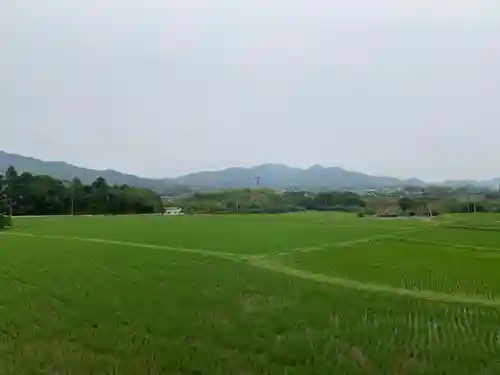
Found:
<box><xmin>0</xmin><ymin>214</ymin><xmax>11</xmax><ymax>230</ymax></box>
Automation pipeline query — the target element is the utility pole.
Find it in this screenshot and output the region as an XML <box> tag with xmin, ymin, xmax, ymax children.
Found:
<box><xmin>69</xmin><ymin>182</ymin><xmax>75</xmax><ymax>216</ymax></box>
<box><xmin>71</xmin><ymin>187</ymin><xmax>75</xmax><ymax>216</ymax></box>
<box><xmin>63</xmin><ymin>180</ymin><xmax>75</xmax><ymax>216</ymax></box>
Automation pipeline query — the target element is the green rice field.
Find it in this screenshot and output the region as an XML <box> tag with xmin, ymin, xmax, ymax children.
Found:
<box><xmin>1</xmin><ymin>212</ymin><xmax>500</xmax><ymax>374</ymax></box>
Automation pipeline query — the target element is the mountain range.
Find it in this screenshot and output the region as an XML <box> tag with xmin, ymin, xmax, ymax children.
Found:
<box><xmin>173</xmin><ymin>164</ymin><xmax>425</xmax><ymax>190</ymax></box>
<box><xmin>1</xmin><ymin>150</ymin><xmax>498</xmax><ymax>193</ymax></box>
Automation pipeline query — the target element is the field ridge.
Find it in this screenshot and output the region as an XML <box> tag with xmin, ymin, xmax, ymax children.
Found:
<box><xmin>257</xmin><ymin>227</ymin><xmax>425</xmax><ymax>257</ymax></box>
<box><xmin>393</xmin><ymin>236</ymin><xmax>500</xmax><ymax>253</ymax></box>
<box><xmin>249</xmin><ymin>259</ymin><xmax>500</xmax><ymax>308</ymax></box>
<box><xmin>5</xmin><ymin>230</ymin><xmax>500</xmax><ymax>308</ymax></box>
<box><xmin>0</xmin><ymin>232</ymin><xmax>240</xmax><ymax>259</ymax></box>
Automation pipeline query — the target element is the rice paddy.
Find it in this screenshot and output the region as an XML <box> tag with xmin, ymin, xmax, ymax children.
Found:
<box><xmin>1</xmin><ymin>213</ymin><xmax>499</xmax><ymax>374</ymax></box>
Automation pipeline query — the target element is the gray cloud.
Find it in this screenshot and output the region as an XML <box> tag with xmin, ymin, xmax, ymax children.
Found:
<box><xmin>1</xmin><ymin>0</ymin><xmax>499</xmax><ymax>180</ymax></box>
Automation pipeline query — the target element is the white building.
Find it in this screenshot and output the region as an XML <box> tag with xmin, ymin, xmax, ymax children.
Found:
<box><xmin>164</xmin><ymin>207</ymin><xmax>183</xmax><ymax>215</ymax></box>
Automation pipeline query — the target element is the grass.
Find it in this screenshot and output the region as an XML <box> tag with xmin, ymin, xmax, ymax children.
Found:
<box><xmin>0</xmin><ymin>212</ymin><xmax>499</xmax><ymax>374</ymax></box>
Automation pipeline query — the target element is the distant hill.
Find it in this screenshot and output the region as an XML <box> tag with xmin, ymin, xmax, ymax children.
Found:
<box><xmin>0</xmin><ymin>150</ymin><xmax>442</xmax><ymax>192</ymax></box>
<box><xmin>0</xmin><ymin>151</ymin><xmax>188</xmax><ymax>195</ymax></box>
<box><xmin>173</xmin><ymin>164</ymin><xmax>425</xmax><ymax>191</ymax></box>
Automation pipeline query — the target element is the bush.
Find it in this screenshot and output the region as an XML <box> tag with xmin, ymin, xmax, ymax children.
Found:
<box><xmin>0</xmin><ymin>214</ymin><xmax>11</xmax><ymax>230</ymax></box>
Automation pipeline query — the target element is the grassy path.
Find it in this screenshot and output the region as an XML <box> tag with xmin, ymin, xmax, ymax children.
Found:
<box><xmin>260</xmin><ymin>227</ymin><xmax>424</xmax><ymax>257</ymax></box>
<box><xmin>248</xmin><ymin>259</ymin><xmax>500</xmax><ymax>308</ymax></box>
<box><xmin>393</xmin><ymin>236</ymin><xmax>500</xmax><ymax>253</ymax></box>
<box><xmin>1</xmin><ymin>232</ymin><xmax>239</xmax><ymax>259</ymax></box>
<box><xmin>3</xmin><ymin>230</ymin><xmax>500</xmax><ymax>308</ymax></box>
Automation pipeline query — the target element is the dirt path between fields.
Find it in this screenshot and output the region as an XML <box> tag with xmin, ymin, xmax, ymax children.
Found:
<box><xmin>4</xmin><ymin>230</ymin><xmax>500</xmax><ymax>308</ymax></box>
<box><xmin>393</xmin><ymin>237</ymin><xmax>500</xmax><ymax>253</ymax></box>
<box><xmin>248</xmin><ymin>258</ymin><xmax>500</xmax><ymax>308</ymax></box>
<box><xmin>0</xmin><ymin>232</ymin><xmax>240</xmax><ymax>259</ymax></box>
<box><xmin>258</xmin><ymin>227</ymin><xmax>425</xmax><ymax>257</ymax></box>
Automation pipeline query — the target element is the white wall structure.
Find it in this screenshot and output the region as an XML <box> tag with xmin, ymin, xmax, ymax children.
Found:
<box><xmin>164</xmin><ymin>207</ymin><xmax>183</xmax><ymax>215</ymax></box>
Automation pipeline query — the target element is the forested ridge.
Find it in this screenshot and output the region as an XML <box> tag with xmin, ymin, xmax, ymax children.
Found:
<box><xmin>0</xmin><ymin>166</ymin><xmax>162</xmax><ymax>216</ymax></box>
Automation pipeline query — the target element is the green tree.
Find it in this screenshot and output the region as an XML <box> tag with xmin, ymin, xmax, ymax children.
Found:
<box><xmin>0</xmin><ymin>166</ymin><xmax>161</xmax><ymax>216</ymax></box>
<box><xmin>71</xmin><ymin>178</ymin><xmax>86</xmax><ymax>214</ymax></box>
<box><xmin>398</xmin><ymin>197</ymin><xmax>415</xmax><ymax>213</ymax></box>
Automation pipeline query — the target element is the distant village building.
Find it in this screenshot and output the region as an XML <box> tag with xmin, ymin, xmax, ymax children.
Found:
<box><xmin>365</xmin><ymin>189</ymin><xmax>377</xmax><ymax>196</ymax></box>
<box><xmin>164</xmin><ymin>207</ymin><xmax>183</xmax><ymax>216</ymax></box>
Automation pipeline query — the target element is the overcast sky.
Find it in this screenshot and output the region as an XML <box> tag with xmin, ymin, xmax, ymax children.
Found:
<box><xmin>1</xmin><ymin>1</ymin><xmax>499</xmax><ymax>181</ymax></box>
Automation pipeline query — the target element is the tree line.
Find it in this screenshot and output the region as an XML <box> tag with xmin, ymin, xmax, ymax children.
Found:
<box><xmin>173</xmin><ymin>188</ymin><xmax>367</xmax><ymax>214</ymax></box>
<box><xmin>0</xmin><ymin>166</ymin><xmax>162</xmax><ymax>216</ymax></box>
<box><xmin>174</xmin><ymin>188</ymin><xmax>500</xmax><ymax>216</ymax></box>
